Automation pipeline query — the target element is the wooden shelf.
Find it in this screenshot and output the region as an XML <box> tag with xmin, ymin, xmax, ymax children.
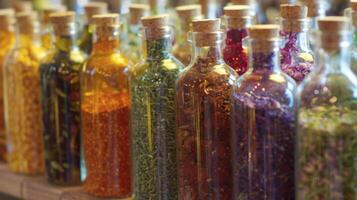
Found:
<box><xmin>0</xmin><ymin>163</ymin><xmax>131</xmax><ymax>200</ymax></box>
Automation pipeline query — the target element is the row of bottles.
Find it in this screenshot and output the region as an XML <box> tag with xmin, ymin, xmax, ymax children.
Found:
<box><xmin>0</xmin><ymin>1</ymin><xmax>356</xmax><ymax>200</ymax></box>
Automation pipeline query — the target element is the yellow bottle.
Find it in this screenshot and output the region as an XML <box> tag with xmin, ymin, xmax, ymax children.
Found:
<box><xmin>3</xmin><ymin>12</ymin><xmax>45</xmax><ymax>175</ymax></box>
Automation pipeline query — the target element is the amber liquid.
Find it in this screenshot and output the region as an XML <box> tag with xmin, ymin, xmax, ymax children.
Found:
<box><xmin>82</xmin><ymin>91</ymin><xmax>132</xmax><ymax>197</ymax></box>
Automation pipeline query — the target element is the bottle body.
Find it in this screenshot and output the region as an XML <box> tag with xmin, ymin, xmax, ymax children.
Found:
<box><xmin>131</xmin><ymin>33</ymin><xmax>183</xmax><ymax>199</ymax></box>
<box><xmin>4</xmin><ymin>34</ymin><xmax>45</xmax><ymax>174</ymax></box>
<box><xmin>231</xmin><ymin>44</ymin><xmax>297</xmax><ymax>199</ymax></box>
<box><xmin>173</xmin><ymin>38</ymin><xmax>192</xmax><ymax>67</ymax></box>
<box><xmin>81</xmin><ymin>34</ymin><xmax>132</xmax><ymax>198</ymax></box>
<box><xmin>176</xmin><ymin>42</ymin><xmax>237</xmax><ymax>199</ymax></box>
<box><xmin>126</xmin><ymin>24</ymin><xmax>142</xmax><ymax>65</ymax></box>
<box><xmin>40</xmin><ymin>41</ymin><xmax>85</xmax><ymax>185</ymax></box>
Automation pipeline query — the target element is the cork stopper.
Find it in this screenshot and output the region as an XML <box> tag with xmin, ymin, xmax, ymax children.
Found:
<box><xmin>141</xmin><ymin>15</ymin><xmax>170</xmax><ymax>40</ymax></box>
<box><xmin>224</xmin><ymin>5</ymin><xmax>252</xmax><ymax>29</ymax></box>
<box><xmin>84</xmin><ymin>2</ymin><xmax>108</xmax><ymax>24</ymax></box>
<box><xmin>224</xmin><ymin>5</ymin><xmax>251</xmax><ymax>17</ymax></box>
<box><xmin>16</xmin><ymin>11</ymin><xmax>37</xmax><ymax>34</ymax></box>
<box><xmin>248</xmin><ymin>24</ymin><xmax>280</xmax><ymax>52</ymax></box>
<box><xmin>351</xmin><ymin>0</ymin><xmax>357</xmax><ymax>11</ymax></box>
<box><xmin>12</xmin><ymin>1</ymin><xmax>33</xmax><ymax>13</ymax></box>
<box><xmin>0</xmin><ymin>9</ymin><xmax>15</xmax><ymax>31</ymax></box>
<box><xmin>318</xmin><ymin>17</ymin><xmax>349</xmax><ymax>51</ymax></box>
<box><xmin>50</xmin><ymin>11</ymin><xmax>76</xmax><ymax>36</ymax></box>
<box><xmin>231</xmin><ymin>0</ymin><xmax>255</xmax><ymax>5</ymax></box>
<box><xmin>280</xmin><ymin>4</ymin><xmax>307</xmax><ymax>19</ymax></box>
<box><xmin>192</xmin><ymin>18</ymin><xmax>220</xmax><ymax>32</ymax></box>
<box><xmin>176</xmin><ymin>4</ymin><xmax>202</xmax><ymax>19</ymax></box>
<box><xmin>92</xmin><ymin>14</ymin><xmax>120</xmax><ymax>38</ymax></box>
<box><xmin>42</xmin><ymin>5</ymin><xmax>67</xmax><ymax>25</ymax></box>
<box><xmin>129</xmin><ymin>4</ymin><xmax>150</xmax><ymax>25</ymax></box>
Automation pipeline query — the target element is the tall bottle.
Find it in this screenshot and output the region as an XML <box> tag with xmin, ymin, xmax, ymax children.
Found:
<box><xmin>131</xmin><ymin>15</ymin><xmax>184</xmax><ymax>199</ymax></box>
<box><xmin>40</xmin><ymin>5</ymin><xmax>66</xmax><ymax>50</ymax></box>
<box><xmin>0</xmin><ymin>9</ymin><xmax>15</xmax><ymax>161</ymax></box>
<box><xmin>4</xmin><ymin>11</ymin><xmax>45</xmax><ymax>174</ymax></box>
<box><xmin>78</xmin><ymin>2</ymin><xmax>108</xmax><ymax>54</ymax></box>
<box><xmin>176</xmin><ymin>19</ymin><xmax>237</xmax><ymax>199</ymax></box>
<box><xmin>296</xmin><ymin>17</ymin><xmax>357</xmax><ymax>199</ymax></box>
<box><xmin>280</xmin><ymin>4</ymin><xmax>314</xmax><ymax>83</ymax></box>
<box><xmin>39</xmin><ymin>12</ymin><xmax>86</xmax><ymax>185</ymax></box>
<box><xmin>231</xmin><ymin>25</ymin><xmax>297</xmax><ymax>199</ymax></box>
<box><xmin>81</xmin><ymin>14</ymin><xmax>132</xmax><ymax>198</ymax></box>
<box><xmin>223</xmin><ymin>5</ymin><xmax>252</xmax><ymax>76</ymax></box>
<box><xmin>173</xmin><ymin>4</ymin><xmax>202</xmax><ymax>66</ymax></box>
<box><xmin>126</xmin><ymin>4</ymin><xmax>150</xmax><ymax>65</ymax></box>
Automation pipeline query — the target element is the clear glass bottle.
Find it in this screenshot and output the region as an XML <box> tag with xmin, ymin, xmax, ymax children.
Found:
<box><xmin>0</xmin><ymin>9</ymin><xmax>15</xmax><ymax>161</ymax></box>
<box><xmin>298</xmin><ymin>0</ymin><xmax>327</xmax><ymax>29</ymax></box>
<box><xmin>39</xmin><ymin>12</ymin><xmax>86</xmax><ymax>185</ymax></box>
<box><xmin>126</xmin><ymin>4</ymin><xmax>150</xmax><ymax>65</ymax></box>
<box><xmin>231</xmin><ymin>25</ymin><xmax>297</xmax><ymax>199</ymax></box>
<box><xmin>280</xmin><ymin>4</ymin><xmax>314</xmax><ymax>84</ymax></box>
<box><xmin>40</xmin><ymin>5</ymin><xmax>66</xmax><ymax>50</ymax></box>
<box><xmin>131</xmin><ymin>15</ymin><xmax>184</xmax><ymax>199</ymax></box>
<box><xmin>173</xmin><ymin>4</ymin><xmax>202</xmax><ymax>66</ymax></box>
<box><xmin>296</xmin><ymin>17</ymin><xmax>357</xmax><ymax>200</ymax></box>
<box><xmin>176</xmin><ymin>19</ymin><xmax>237</xmax><ymax>199</ymax></box>
<box><xmin>4</xmin><ymin>11</ymin><xmax>45</xmax><ymax>175</ymax></box>
<box><xmin>78</xmin><ymin>2</ymin><xmax>108</xmax><ymax>54</ymax></box>
<box><xmin>223</xmin><ymin>5</ymin><xmax>253</xmax><ymax>76</ymax></box>
<box><xmin>81</xmin><ymin>14</ymin><xmax>132</xmax><ymax>198</ymax></box>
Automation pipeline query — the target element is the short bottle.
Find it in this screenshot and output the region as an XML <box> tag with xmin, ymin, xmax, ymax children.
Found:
<box><xmin>231</xmin><ymin>25</ymin><xmax>297</xmax><ymax>199</ymax></box>
<box><xmin>223</xmin><ymin>5</ymin><xmax>253</xmax><ymax>76</ymax></box>
<box><xmin>280</xmin><ymin>4</ymin><xmax>314</xmax><ymax>83</ymax></box>
<box><xmin>4</xmin><ymin>11</ymin><xmax>45</xmax><ymax>175</ymax></box>
<box><xmin>296</xmin><ymin>17</ymin><xmax>357</xmax><ymax>199</ymax></box>
<box><xmin>81</xmin><ymin>14</ymin><xmax>132</xmax><ymax>198</ymax></box>
<box><xmin>39</xmin><ymin>12</ymin><xmax>86</xmax><ymax>185</ymax></box>
<box><xmin>176</xmin><ymin>19</ymin><xmax>237</xmax><ymax>199</ymax></box>
<box><xmin>0</xmin><ymin>9</ymin><xmax>15</xmax><ymax>161</ymax></box>
<box><xmin>78</xmin><ymin>2</ymin><xmax>108</xmax><ymax>54</ymax></box>
<box><xmin>173</xmin><ymin>4</ymin><xmax>202</xmax><ymax>66</ymax></box>
<box><xmin>131</xmin><ymin>15</ymin><xmax>184</xmax><ymax>199</ymax></box>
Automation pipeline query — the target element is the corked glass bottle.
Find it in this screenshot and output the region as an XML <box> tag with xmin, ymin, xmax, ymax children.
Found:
<box><xmin>78</xmin><ymin>2</ymin><xmax>108</xmax><ymax>54</ymax></box>
<box><xmin>0</xmin><ymin>9</ymin><xmax>15</xmax><ymax>161</ymax></box>
<box><xmin>173</xmin><ymin>4</ymin><xmax>202</xmax><ymax>66</ymax></box>
<box><xmin>81</xmin><ymin>14</ymin><xmax>132</xmax><ymax>198</ymax></box>
<box><xmin>280</xmin><ymin>4</ymin><xmax>314</xmax><ymax>84</ymax></box>
<box><xmin>231</xmin><ymin>25</ymin><xmax>297</xmax><ymax>199</ymax></box>
<box><xmin>3</xmin><ymin>11</ymin><xmax>45</xmax><ymax>175</ymax></box>
<box><xmin>126</xmin><ymin>4</ymin><xmax>150</xmax><ymax>65</ymax></box>
<box><xmin>176</xmin><ymin>19</ymin><xmax>237</xmax><ymax>200</ymax></box>
<box><xmin>296</xmin><ymin>17</ymin><xmax>357</xmax><ymax>200</ymax></box>
<box><xmin>223</xmin><ymin>5</ymin><xmax>252</xmax><ymax>76</ymax></box>
<box><xmin>40</xmin><ymin>5</ymin><xmax>66</xmax><ymax>50</ymax></box>
<box><xmin>131</xmin><ymin>15</ymin><xmax>184</xmax><ymax>199</ymax></box>
<box><xmin>39</xmin><ymin>12</ymin><xmax>86</xmax><ymax>185</ymax></box>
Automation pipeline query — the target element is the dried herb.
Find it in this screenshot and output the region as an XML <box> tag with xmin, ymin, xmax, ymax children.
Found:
<box><xmin>81</xmin><ymin>34</ymin><xmax>132</xmax><ymax>197</ymax></box>
<box><xmin>176</xmin><ymin>46</ymin><xmax>236</xmax><ymax>199</ymax></box>
<box><xmin>40</xmin><ymin>36</ymin><xmax>85</xmax><ymax>185</ymax></box>
<box><xmin>297</xmin><ymin>106</ymin><xmax>357</xmax><ymax>199</ymax></box>
<box><xmin>231</xmin><ymin>52</ymin><xmax>297</xmax><ymax>199</ymax></box>
<box><xmin>131</xmin><ymin>37</ymin><xmax>183</xmax><ymax>199</ymax></box>
<box><xmin>4</xmin><ymin>34</ymin><xmax>45</xmax><ymax>174</ymax></box>
<box><xmin>223</xmin><ymin>28</ymin><xmax>249</xmax><ymax>75</ymax></box>
<box><xmin>280</xmin><ymin>31</ymin><xmax>314</xmax><ymax>83</ymax></box>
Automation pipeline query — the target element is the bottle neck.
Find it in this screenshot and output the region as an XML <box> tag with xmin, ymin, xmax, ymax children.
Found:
<box><xmin>225</xmin><ymin>28</ymin><xmax>248</xmax><ymax>46</ymax></box>
<box><xmin>92</xmin><ymin>28</ymin><xmax>120</xmax><ymax>54</ymax></box>
<box><xmin>53</xmin><ymin>33</ymin><xmax>77</xmax><ymax>52</ymax></box>
<box><xmin>317</xmin><ymin>46</ymin><xmax>351</xmax><ymax>74</ymax></box>
<box><xmin>281</xmin><ymin>30</ymin><xmax>310</xmax><ymax>51</ymax></box>
<box><xmin>192</xmin><ymin>43</ymin><xmax>224</xmax><ymax>65</ymax></box>
<box><xmin>145</xmin><ymin>37</ymin><xmax>171</xmax><ymax>60</ymax></box>
<box><xmin>17</xmin><ymin>32</ymin><xmax>38</xmax><ymax>47</ymax></box>
<box><xmin>249</xmin><ymin>43</ymin><xmax>280</xmax><ymax>73</ymax></box>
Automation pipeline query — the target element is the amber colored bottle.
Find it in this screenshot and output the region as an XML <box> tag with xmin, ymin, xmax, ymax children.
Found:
<box><xmin>81</xmin><ymin>14</ymin><xmax>132</xmax><ymax>198</ymax></box>
<box><xmin>0</xmin><ymin>9</ymin><xmax>15</xmax><ymax>162</ymax></box>
<box><xmin>176</xmin><ymin>19</ymin><xmax>237</xmax><ymax>199</ymax></box>
<box><xmin>3</xmin><ymin>11</ymin><xmax>45</xmax><ymax>175</ymax></box>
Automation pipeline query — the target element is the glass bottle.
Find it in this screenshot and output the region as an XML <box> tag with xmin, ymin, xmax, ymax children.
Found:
<box><xmin>12</xmin><ymin>1</ymin><xmax>33</xmax><ymax>13</ymax></box>
<box><xmin>280</xmin><ymin>4</ymin><xmax>314</xmax><ymax>84</ymax></box>
<box><xmin>81</xmin><ymin>14</ymin><xmax>132</xmax><ymax>198</ymax></box>
<box><xmin>131</xmin><ymin>15</ymin><xmax>184</xmax><ymax>199</ymax></box>
<box><xmin>0</xmin><ymin>9</ymin><xmax>15</xmax><ymax>161</ymax></box>
<box><xmin>173</xmin><ymin>4</ymin><xmax>202</xmax><ymax>66</ymax></box>
<box><xmin>39</xmin><ymin>12</ymin><xmax>86</xmax><ymax>185</ymax></box>
<box><xmin>4</xmin><ymin>11</ymin><xmax>45</xmax><ymax>175</ymax></box>
<box><xmin>40</xmin><ymin>5</ymin><xmax>66</xmax><ymax>50</ymax></box>
<box><xmin>78</xmin><ymin>2</ymin><xmax>108</xmax><ymax>54</ymax></box>
<box><xmin>176</xmin><ymin>19</ymin><xmax>237</xmax><ymax>199</ymax></box>
<box><xmin>231</xmin><ymin>25</ymin><xmax>297</xmax><ymax>199</ymax></box>
<box><xmin>223</xmin><ymin>5</ymin><xmax>253</xmax><ymax>76</ymax></box>
<box><xmin>299</xmin><ymin>0</ymin><xmax>327</xmax><ymax>29</ymax></box>
<box><xmin>126</xmin><ymin>4</ymin><xmax>150</xmax><ymax>65</ymax></box>
<box><xmin>296</xmin><ymin>17</ymin><xmax>357</xmax><ymax>199</ymax></box>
